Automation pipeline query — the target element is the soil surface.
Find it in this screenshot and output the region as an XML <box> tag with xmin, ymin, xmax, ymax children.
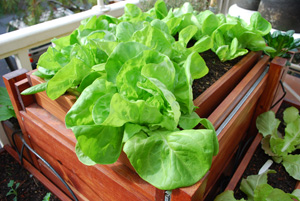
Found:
<box><xmin>0</xmin><ymin>149</ymin><xmax>61</xmax><ymax>201</ymax></box>
<box><xmin>192</xmin><ymin>50</ymin><xmax>242</xmax><ymax>99</ymax></box>
<box><xmin>233</xmin><ymin>101</ymin><xmax>299</xmax><ymax>200</ymax></box>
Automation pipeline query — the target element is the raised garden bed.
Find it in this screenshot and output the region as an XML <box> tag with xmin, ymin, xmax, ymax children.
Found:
<box><xmin>0</xmin><ymin>145</ymin><xmax>69</xmax><ymax>201</ymax></box>
<box><xmin>222</xmin><ymin>99</ymin><xmax>300</xmax><ymax>200</ymax></box>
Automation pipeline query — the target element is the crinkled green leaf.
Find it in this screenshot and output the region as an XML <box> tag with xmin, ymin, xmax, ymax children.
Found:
<box><xmin>256</xmin><ymin>111</ymin><xmax>280</xmax><ymax>137</ymax></box>
<box><xmin>46</xmin><ymin>57</ymin><xmax>91</xmax><ymax>100</ymax></box>
<box><xmin>72</xmin><ymin>124</ymin><xmax>123</xmax><ymax>164</ymax></box>
<box><xmin>105</xmin><ymin>42</ymin><xmax>149</xmax><ymax>83</ymax></box>
<box><xmin>240</xmin><ymin>170</ymin><xmax>276</xmax><ymax>201</ymax></box>
<box><xmin>282</xmin><ymin>154</ymin><xmax>300</xmax><ymax>180</ymax></box>
<box><xmin>254</xmin><ymin>183</ymin><xmax>295</xmax><ymax>201</ymax></box>
<box><xmin>178</xmin><ymin>25</ymin><xmax>198</xmax><ymax>47</ymax></box>
<box><xmin>154</xmin><ymin>0</ymin><xmax>168</xmax><ymax>19</ymax></box>
<box><xmin>65</xmin><ymin>78</ymin><xmax>117</xmax><ymax>128</ymax></box>
<box><xmin>179</xmin><ymin>112</ymin><xmax>201</xmax><ymax>129</ymax></box>
<box><xmin>123</xmin><ymin>129</ymin><xmax>216</xmax><ymax>190</ymax></box>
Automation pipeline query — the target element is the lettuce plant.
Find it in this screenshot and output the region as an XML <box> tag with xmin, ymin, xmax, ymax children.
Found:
<box><xmin>21</xmin><ymin>1</ymin><xmax>221</xmax><ymax>190</ymax></box>
<box><xmin>256</xmin><ymin>107</ymin><xmax>300</xmax><ymax>180</ymax></box>
<box><xmin>214</xmin><ymin>170</ymin><xmax>300</xmax><ymax>201</ymax></box>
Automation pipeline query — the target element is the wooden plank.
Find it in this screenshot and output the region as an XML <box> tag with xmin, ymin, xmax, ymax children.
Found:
<box><xmin>209</xmin><ymin>55</ymin><xmax>269</xmax><ymax>129</ymax></box>
<box><xmin>20</xmin><ymin>108</ymin><xmax>164</xmax><ymax>201</ymax></box>
<box><xmin>248</xmin><ymin>57</ymin><xmax>287</xmax><ymax>136</ymax></box>
<box><xmin>3</xmin><ymin>145</ymin><xmax>72</xmax><ymax>201</ymax></box>
<box><xmin>225</xmin><ymin>133</ymin><xmax>262</xmax><ymax>191</ymax></box>
<box><xmin>35</xmin><ymin>147</ymin><xmax>98</xmax><ymax>201</ymax></box>
<box><xmin>204</xmin><ymin>75</ymin><xmax>268</xmax><ymax>198</ymax></box>
<box><xmin>3</xmin><ymin>69</ymin><xmax>40</xmax><ymax>168</ymax></box>
<box><xmin>194</xmin><ymin>51</ymin><xmax>261</xmax><ymax>118</ymax></box>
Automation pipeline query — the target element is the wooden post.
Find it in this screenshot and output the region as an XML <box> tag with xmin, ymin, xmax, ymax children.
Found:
<box><xmin>248</xmin><ymin>57</ymin><xmax>287</xmax><ymax>136</ymax></box>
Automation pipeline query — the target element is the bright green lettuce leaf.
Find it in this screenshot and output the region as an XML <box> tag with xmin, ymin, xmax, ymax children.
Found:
<box><xmin>46</xmin><ymin>57</ymin><xmax>91</xmax><ymax>100</ymax></box>
<box><xmin>77</xmin><ymin>71</ymin><xmax>105</xmax><ymax>93</ymax></box>
<box><xmin>256</xmin><ymin>111</ymin><xmax>280</xmax><ymax>138</ymax></box>
<box><xmin>284</xmin><ymin>106</ymin><xmax>299</xmax><ymax>124</ymax></box>
<box><xmin>123</xmin><ymin>128</ymin><xmax>216</xmax><ymax>190</ymax></box>
<box><xmin>178</xmin><ymin>25</ymin><xmax>198</xmax><ymax>47</ymax></box>
<box><xmin>120</xmin><ymin>3</ymin><xmax>150</xmax><ymax>23</ymax></box>
<box><xmin>21</xmin><ymin>82</ymin><xmax>47</xmax><ymax>95</ymax></box>
<box><xmin>179</xmin><ymin>111</ymin><xmax>201</xmax><ymax>129</ymax></box>
<box><xmin>116</xmin><ymin>21</ymin><xmax>136</xmax><ymax>42</ymax></box>
<box><xmin>75</xmin><ymin>142</ymin><xmax>96</xmax><ymax>166</ymax></box>
<box><xmin>131</xmin><ymin>22</ymin><xmax>172</xmax><ymax>57</ymax></box>
<box><xmin>214</xmin><ymin>190</ymin><xmax>245</xmax><ymax>201</ymax></box>
<box><xmin>72</xmin><ymin>124</ymin><xmax>124</xmax><ymax>164</ymax></box>
<box><xmin>282</xmin><ymin>154</ymin><xmax>300</xmax><ymax>180</ymax></box>
<box><xmin>200</xmin><ymin>10</ymin><xmax>219</xmax><ymax>36</ymax></box>
<box><xmin>281</xmin><ymin>117</ymin><xmax>300</xmax><ymax>152</ymax></box>
<box><xmin>249</xmin><ymin>12</ymin><xmax>272</xmax><ymax>36</ymax></box>
<box><xmin>154</xmin><ymin>0</ymin><xmax>168</xmax><ymax>19</ymax></box>
<box><xmin>105</xmin><ymin>42</ymin><xmax>149</xmax><ymax>83</ymax></box>
<box><xmin>254</xmin><ymin>183</ymin><xmax>295</xmax><ymax>201</ymax></box>
<box><xmin>240</xmin><ymin>170</ymin><xmax>276</xmax><ymax>201</ymax></box>
<box><xmin>65</xmin><ymin>78</ymin><xmax>117</xmax><ymax>128</ymax></box>
<box><xmin>123</xmin><ymin>123</ymin><xmax>148</xmax><ymax>143</ymax></box>
<box><xmin>189</xmin><ymin>35</ymin><xmax>212</xmax><ymax>53</ymax></box>
<box><xmin>173</xmin><ymin>2</ymin><xmax>194</xmax><ymax>17</ymax></box>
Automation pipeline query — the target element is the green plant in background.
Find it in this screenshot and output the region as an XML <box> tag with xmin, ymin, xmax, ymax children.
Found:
<box><xmin>214</xmin><ymin>170</ymin><xmax>300</xmax><ymax>201</ymax></box>
<box><xmin>0</xmin><ymin>87</ymin><xmax>16</xmax><ymax>121</ymax></box>
<box><xmin>139</xmin><ymin>0</ymin><xmax>208</xmax><ymax>12</ymax></box>
<box><xmin>6</xmin><ymin>180</ymin><xmax>20</xmax><ymax>201</ymax></box>
<box><xmin>42</xmin><ymin>192</ymin><xmax>52</xmax><ymax>201</ymax></box>
<box><xmin>264</xmin><ymin>30</ymin><xmax>300</xmax><ymax>59</ymax></box>
<box><xmin>256</xmin><ymin>107</ymin><xmax>300</xmax><ymax>180</ymax></box>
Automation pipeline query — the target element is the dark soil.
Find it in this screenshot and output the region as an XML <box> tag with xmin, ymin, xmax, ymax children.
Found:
<box><xmin>233</xmin><ymin>101</ymin><xmax>299</xmax><ymax>200</ymax></box>
<box><xmin>192</xmin><ymin>50</ymin><xmax>243</xmax><ymax>99</ymax></box>
<box><xmin>0</xmin><ymin>149</ymin><xmax>61</xmax><ymax>201</ymax></box>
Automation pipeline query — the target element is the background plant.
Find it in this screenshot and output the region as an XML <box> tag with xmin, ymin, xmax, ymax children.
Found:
<box><xmin>256</xmin><ymin>106</ymin><xmax>300</xmax><ymax>180</ymax></box>
<box><xmin>0</xmin><ymin>86</ymin><xmax>16</xmax><ymax>121</ymax></box>
<box><xmin>6</xmin><ymin>180</ymin><xmax>20</xmax><ymax>201</ymax></box>
<box><xmin>214</xmin><ymin>170</ymin><xmax>300</xmax><ymax>201</ymax></box>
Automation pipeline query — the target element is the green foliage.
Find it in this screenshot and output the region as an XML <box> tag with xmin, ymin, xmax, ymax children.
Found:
<box><xmin>42</xmin><ymin>192</ymin><xmax>52</xmax><ymax>201</ymax></box>
<box><xmin>20</xmin><ymin>0</ymin><xmax>275</xmax><ymax>190</ymax></box>
<box><xmin>264</xmin><ymin>30</ymin><xmax>300</xmax><ymax>59</ymax></box>
<box><xmin>214</xmin><ymin>171</ymin><xmax>300</xmax><ymax>201</ymax></box>
<box><xmin>6</xmin><ymin>180</ymin><xmax>20</xmax><ymax>201</ymax></box>
<box><xmin>256</xmin><ymin>107</ymin><xmax>300</xmax><ymax>180</ymax></box>
<box><xmin>0</xmin><ymin>87</ymin><xmax>16</xmax><ymax>121</ymax></box>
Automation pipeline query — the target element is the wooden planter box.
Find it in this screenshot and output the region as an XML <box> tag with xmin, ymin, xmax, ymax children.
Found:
<box><xmin>1</xmin><ymin>144</ymin><xmax>71</xmax><ymax>200</ymax></box>
<box><xmin>3</xmin><ymin>52</ymin><xmax>288</xmax><ymax>201</ymax></box>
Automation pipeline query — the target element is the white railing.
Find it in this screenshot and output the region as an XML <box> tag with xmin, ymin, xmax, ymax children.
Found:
<box><xmin>0</xmin><ymin>0</ymin><xmax>140</xmax><ymax>71</ymax></box>
<box><xmin>0</xmin><ymin>0</ymin><xmax>139</xmax><ymax>148</ymax></box>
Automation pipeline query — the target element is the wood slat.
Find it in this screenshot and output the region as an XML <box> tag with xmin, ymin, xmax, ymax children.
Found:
<box><xmin>14</xmin><ymin>78</ymin><xmax>35</xmax><ymax>111</ymax></box>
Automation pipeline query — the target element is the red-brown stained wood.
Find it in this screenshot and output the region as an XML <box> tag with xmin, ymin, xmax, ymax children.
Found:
<box><xmin>249</xmin><ymin>57</ymin><xmax>287</xmax><ymax>135</ymax></box>
<box><xmin>204</xmin><ymin>75</ymin><xmax>268</xmax><ymax>198</ymax></box>
<box><xmin>225</xmin><ymin>133</ymin><xmax>262</xmax><ymax>191</ymax></box>
<box><xmin>283</xmin><ymin>74</ymin><xmax>300</xmax><ymax>109</ymax></box>
<box><xmin>3</xmin><ymin>145</ymin><xmax>72</xmax><ymax>201</ymax></box>
<box><xmin>20</xmin><ymin>106</ymin><xmax>164</xmax><ymax>201</ymax></box>
<box><xmin>194</xmin><ymin>51</ymin><xmax>262</xmax><ymax>118</ymax></box>
<box><xmin>35</xmin><ymin>149</ymin><xmax>98</xmax><ymax>201</ymax></box>
<box><xmin>14</xmin><ymin>78</ymin><xmax>35</xmax><ymax>110</ymax></box>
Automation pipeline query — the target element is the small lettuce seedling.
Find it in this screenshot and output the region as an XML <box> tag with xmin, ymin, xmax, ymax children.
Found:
<box><xmin>256</xmin><ymin>106</ymin><xmax>300</xmax><ymax>180</ymax></box>
<box><xmin>214</xmin><ymin>170</ymin><xmax>300</xmax><ymax>201</ymax></box>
